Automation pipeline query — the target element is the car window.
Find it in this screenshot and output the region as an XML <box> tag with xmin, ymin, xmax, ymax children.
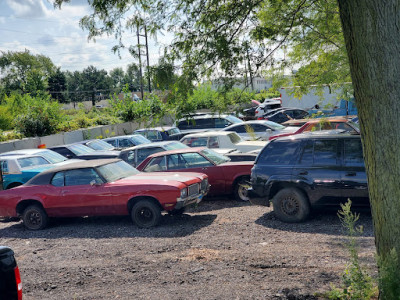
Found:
<box><xmin>208</xmin><ymin>137</ymin><xmax>219</xmax><ymax>148</ymax></box>
<box><xmin>0</xmin><ymin>161</ymin><xmax>9</xmax><ymax>174</ymax></box>
<box><xmin>298</xmin><ymin>140</ymin><xmax>314</xmax><ymax>165</ymax></box>
<box><xmin>344</xmin><ymin>139</ymin><xmax>364</xmax><ymax>166</ymax></box>
<box><xmin>215</xmin><ymin>118</ymin><xmax>231</xmax><ymax>128</ymax></box>
<box><xmin>335</xmin><ymin>122</ymin><xmax>354</xmax><ymax>132</ymax></box>
<box><xmin>137</xmin><ymin>148</ymin><xmax>164</xmax><ymax>164</ymax></box>
<box><xmin>196</xmin><ymin>118</ymin><xmax>214</xmax><ymax>129</ymax></box>
<box><xmin>143</xmin><ymin>130</ymin><xmax>160</xmax><ymax>141</ymax></box>
<box><xmin>17</xmin><ymin>157</ymin><xmax>48</xmax><ymax>168</ymax></box>
<box><xmin>181</xmin><ymin>152</ymin><xmax>213</xmax><ymax>168</ymax></box>
<box><xmin>86</xmin><ymin>140</ymin><xmax>114</xmax><ymax>151</ymax></box>
<box><xmin>263</xmin><ymin>121</ymin><xmax>285</xmax><ymax>130</ymax></box>
<box><xmin>51</xmin><ymin>172</ymin><xmax>65</xmax><ymax>187</ymax></box>
<box><xmin>120</xmin><ymin>150</ymin><xmax>135</xmax><ymax>165</ymax></box>
<box><xmin>225</xmin><ymin>115</ymin><xmax>244</xmax><ymax>124</ymax></box>
<box><xmin>252</xmin><ymin>124</ymin><xmax>267</xmax><ymax>132</ymax></box>
<box><xmin>227</xmin><ymin>132</ymin><xmax>242</xmax><ymax>144</ymax></box>
<box><xmin>104</xmin><ymin>139</ymin><xmax>117</xmax><ymax>147</ymax></box>
<box><xmin>231</xmin><ymin>125</ymin><xmax>246</xmax><ymax>133</ymax></box>
<box><xmin>65</xmin><ymin>168</ymin><xmax>103</xmax><ymax>186</ymax></box>
<box><xmin>129</xmin><ymin>135</ymin><xmax>151</xmax><ymax>145</ymax></box>
<box><xmin>258</xmin><ymin>140</ymin><xmax>300</xmax><ymax>165</ymax></box>
<box><xmin>167</xmin><ymin>154</ymin><xmax>186</xmax><ymax>170</ymax></box>
<box><xmin>119</xmin><ymin>138</ymin><xmax>134</xmax><ymax>148</ymax></box>
<box><xmin>313</xmin><ymin>139</ymin><xmax>338</xmax><ymax>165</ymax></box>
<box><xmin>53</xmin><ymin>147</ymin><xmax>74</xmax><ymax>157</ymax></box>
<box><xmin>144</xmin><ymin>156</ymin><xmax>167</xmax><ymax>172</ymax></box>
<box><xmin>201</xmin><ymin>148</ymin><xmax>230</xmax><ymax>165</ymax></box>
<box><xmin>191</xmin><ymin>137</ymin><xmax>209</xmax><ymax>147</ymax></box>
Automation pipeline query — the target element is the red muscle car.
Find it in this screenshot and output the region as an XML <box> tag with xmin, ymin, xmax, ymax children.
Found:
<box><xmin>136</xmin><ymin>148</ymin><xmax>253</xmax><ymax>201</ymax></box>
<box><xmin>0</xmin><ymin>159</ymin><xmax>209</xmax><ymax>229</ymax></box>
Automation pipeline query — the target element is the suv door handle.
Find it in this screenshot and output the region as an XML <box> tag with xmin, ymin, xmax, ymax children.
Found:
<box><xmin>346</xmin><ymin>172</ymin><xmax>356</xmax><ymax>176</ymax></box>
<box><xmin>298</xmin><ymin>171</ymin><xmax>308</xmax><ymax>175</ymax></box>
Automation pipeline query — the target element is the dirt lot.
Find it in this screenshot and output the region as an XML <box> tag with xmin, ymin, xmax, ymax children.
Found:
<box><xmin>0</xmin><ymin>198</ymin><xmax>377</xmax><ymax>300</ymax></box>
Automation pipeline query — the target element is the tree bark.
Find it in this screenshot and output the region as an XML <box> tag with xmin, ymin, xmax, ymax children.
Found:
<box><xmin>337</xmin><ymin>0</ymin><xmax>400</xmax><ymax>296</ymax></box>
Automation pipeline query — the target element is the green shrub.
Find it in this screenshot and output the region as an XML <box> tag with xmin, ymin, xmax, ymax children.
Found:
<box><xmin>326</xmin><ymin>200</ymin><xmax>378</xmax><ymax>300</ymax></box>
<box><xmin>0</xmin><ymin>106</ymin><xmax>13</xmax><ymax>130</ymax></box>
<box><xmin>14</xmin><ymin>94</ymin><xmax>64</xmax><ymax>137</ymax></box>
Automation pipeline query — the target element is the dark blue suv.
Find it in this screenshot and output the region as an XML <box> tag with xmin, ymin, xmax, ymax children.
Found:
<box><xmin>248</xmin><ymin>132</ymin><xmax>368</xmax><ymax>222</ymax></box>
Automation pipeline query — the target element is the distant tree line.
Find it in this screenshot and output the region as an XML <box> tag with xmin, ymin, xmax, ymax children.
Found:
<box><xmin>0</xmin><ymin>50</ymin><xmax>177</xmax><ymax>106</ymax></box>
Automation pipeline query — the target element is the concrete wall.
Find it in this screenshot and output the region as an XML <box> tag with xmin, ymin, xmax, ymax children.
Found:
<box><xmin>0</xmin><ymin>112</ymin><xmax>176</xmax><ymax>153</ymax></box>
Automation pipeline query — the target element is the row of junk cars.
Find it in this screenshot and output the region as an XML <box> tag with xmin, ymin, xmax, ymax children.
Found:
<box><xmin>0</xmin><ymin>100</ymin><xmax>366</xmax><ymax>299</ymax></box>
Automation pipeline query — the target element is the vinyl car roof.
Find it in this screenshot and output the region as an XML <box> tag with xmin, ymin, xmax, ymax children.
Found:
<box><xmin>26</xmin><ymin>159</ymin><xmax>122</xmax><ymax>186</ymax></box>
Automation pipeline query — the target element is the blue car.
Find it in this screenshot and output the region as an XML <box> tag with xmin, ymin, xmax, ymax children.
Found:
<box><xmin>0</xmin><ymin>155</ymin><xmax>54</xmax><ymax>189</ymax></box>
<box><xmin>134</xmin><ymin>127</ymin><xmax>184</xmax><ymax>142</ymax></box>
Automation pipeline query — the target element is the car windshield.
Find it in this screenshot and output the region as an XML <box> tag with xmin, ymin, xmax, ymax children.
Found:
<box><xmin>164</xmin><ymin>142</ymin><xmax>189</xmax><ymax>150</ymax></box>
<box><xmin>69</xmin><ymin>144</ymin><xmax>95</xmax><ymax>155</ymax></box>
<box><xmin>262</xmin><ymin>121</ymin><xmax>285</xmax><ymax>130</ymax></box>
<box><xmin>201</xmin><ymin>148</ymin><xmax>230</xmax><ymax>165</ymax></box>
<box><xmin>86</xmin><ymin>140</ymin><xmax>115</xmax><ymax>151</ymax></box>
<box><xmin>227</xmin><ymin>132</ymin><xmax>243</xmax><ymax>144</ymax></box>
<box><xmin>39</xmin><ymin>150</ymin><xmax>68</xmax><ymax>163</ymax></box>
<box><xmin>225</xmin><ymin>115</ymin><xmax>244</xmax><ymax>124</ymax></box>
<box><xmin>167</xmin><ymin>128</ymin><xmax>181</xmax><ymax>135</ymax></box>
<box><xmin>348</xmin><ymin>121</ymin><xmax>360</xmax><ymax>132</ymax></box>
<box><xmin>97</xmin><ymin>160</ymin><xmax>140</xmax><ymax>182</ymax></box>
<box><xmin>129</xmin><ymin>135</ymin><xmax>151</xmax><ymax>145</ymax></box>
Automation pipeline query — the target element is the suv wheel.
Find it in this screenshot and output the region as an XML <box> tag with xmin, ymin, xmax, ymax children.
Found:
<box><xmin>272</xmin><ymin>188</ymin><xmax>310</xmax><ymax>222</ymax></box>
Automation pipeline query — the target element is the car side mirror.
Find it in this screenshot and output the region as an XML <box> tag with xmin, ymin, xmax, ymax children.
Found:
<box><xmin>266</xmin><ymin>129</ymin><xmax>272</xmax><ymax>134</ymax></box>
<box><xmin>90</xmin><ymin>180</ymin><xmax>102</xmax><ymax>186</ymax></box>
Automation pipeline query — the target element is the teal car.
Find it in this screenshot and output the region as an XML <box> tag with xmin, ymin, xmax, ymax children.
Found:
<box><xmin>0</xmin><ymin>155</ymin><xmax>54</xmax><ymax>189</ymax></box>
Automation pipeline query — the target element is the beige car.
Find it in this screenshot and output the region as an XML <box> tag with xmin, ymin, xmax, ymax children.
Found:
<box><xmin>180</xmin><ymin>131</ymin><xmax>268</xmax><ymax>153</ymax></box>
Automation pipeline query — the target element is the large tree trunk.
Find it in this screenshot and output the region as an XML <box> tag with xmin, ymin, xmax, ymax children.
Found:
<box><xmin>337</xmin><ymin>0</ymin><xmax>400</xmax><ymax>297</ymax></box>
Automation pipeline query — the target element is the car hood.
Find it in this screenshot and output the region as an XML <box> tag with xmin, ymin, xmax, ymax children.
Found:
<box><xmin>276</xmin><ymin>126</ymin><xmax>298</xmax><ymax>134</ymax></box>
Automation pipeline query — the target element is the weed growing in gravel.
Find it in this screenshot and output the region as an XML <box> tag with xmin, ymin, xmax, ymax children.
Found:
<box><xmin>326</xmin><ymin>200</ymin><xmax>378</xmax><ymax>300</ymax></box>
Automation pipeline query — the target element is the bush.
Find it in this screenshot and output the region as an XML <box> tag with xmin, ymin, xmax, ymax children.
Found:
<box><xmin>14</xmin><ymin>94</ymin><xmax>64</xmax><ymax>137</ymax></box>
<box><xmin>0</xmin><ymin>106</ymin><xmax>13</xmax><ymax>130</ymax></box>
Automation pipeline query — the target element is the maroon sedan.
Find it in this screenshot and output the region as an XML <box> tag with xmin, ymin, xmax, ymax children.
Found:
<box><xmin>136</xmin><ymin>148</ymin><xmax>253</xmax><ymax>201</ymax></box>
<box><xmin>0</xmin><ymin>159</ymin><xmax>209</xmax><ymax>229</ymax></box>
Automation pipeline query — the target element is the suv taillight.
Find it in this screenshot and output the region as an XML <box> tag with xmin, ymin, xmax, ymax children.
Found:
<box><xmin>14</xmin><ymin>266</ymin><xmax>22</xmax><ymax>300</ymax></box>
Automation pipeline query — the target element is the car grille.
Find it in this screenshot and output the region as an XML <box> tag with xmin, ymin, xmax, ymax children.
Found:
<box><xmin>188</xmin><ymin>184</ymin><xmax>200</xmax><ymax>196</ymax></box>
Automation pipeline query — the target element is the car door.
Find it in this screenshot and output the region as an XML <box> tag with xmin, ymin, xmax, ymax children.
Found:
<box><xmin>44</xmin><ymin>169</ymin><xmax>112</xmax><ymax>217</ymax></box>
<box><xmin>167</xmin><ymin>153</ymin><xmax>226</xmax><ymax>194</ymax></box>
<box><xmin>340</xmin><ymin>138</ymin><xmax>369</xmax><ymax>206</ymax></box>
<box><xmin>293</xmin><ymin>139</ymin><xmax>343</xmax><ymax>206</ymax></box>
<box><xmin>228</xmin><ymin>124</ymin><xmax>248</xmax><ymax>140</ymax></box>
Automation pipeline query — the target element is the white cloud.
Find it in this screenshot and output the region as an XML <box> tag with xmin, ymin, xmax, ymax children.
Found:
<box><xmin>6</xmin><ymin>0</ymin><xmax>49</xmax><ymax>18</ymax></box>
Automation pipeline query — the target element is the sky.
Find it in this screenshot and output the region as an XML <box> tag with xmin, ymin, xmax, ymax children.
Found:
<box><xmin>0</xmin><ymin>0</ymin><xmax>168</xmax><ymax>73</ymax></box>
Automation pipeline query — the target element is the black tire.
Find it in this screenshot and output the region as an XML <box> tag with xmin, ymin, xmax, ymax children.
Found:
<box><xmin>272</xmin><ymin>188</ymin><xmax>310</xmax><ymax>222</ymax></box>
<box><xmin>234</xmin><ymin>177</ymin><xmax>250</xmax><ymax>201</ymax></box>
<box><xmin>131</xmin><ymin>199</ymin><xmax>161</xmax><ymax>228</ymax></box>
<box><xmin>22</xmin><ymin>205</ymin><xmax>48</xmax><ymax>230</ymax></box>
<box><xmin>167</xmin><ymin>208</ymin><xmax>185</xmax><ymax>216</ymax></box>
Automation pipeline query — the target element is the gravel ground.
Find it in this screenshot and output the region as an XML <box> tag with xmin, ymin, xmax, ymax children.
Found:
<box><xmin>0</xmin><ymin>198</ymin><xmax>377</xmax><ymax>300</ymax></box>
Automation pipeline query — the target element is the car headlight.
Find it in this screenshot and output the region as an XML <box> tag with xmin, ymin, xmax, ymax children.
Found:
<box><xmin>201</xmin><ymin>178</ymin><xmax>208</xmax><ymax>191</ymax></box>
<box><xmin>181</xmin><ymin>188</ymin><xmax>188</xmax><ymax>198</ymax></box>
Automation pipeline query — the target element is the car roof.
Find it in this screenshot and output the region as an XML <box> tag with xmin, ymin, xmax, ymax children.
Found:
<box><xmin>178</xmin><ymin>114</ymin><xmax>233</xmax><ymax>121</ymax></box>
<box><xmin>123</xmin><ymin>141</ymin><xmax>182</xmax><ymax>151</ymax></box>
<box><xmin>26</xmin><ymin>159</ymin><xmax>122</xmax><ymax>186</ymax></box>
<box><xmin>135</xmin><ymin>126</ymin><xmax>176</xmax><ymax>132</ymax></box>
<box><xmin>182</xmin><ymin>131</ymin><xmax>236</xmax><ymax>138</ymax></box>
<box><xmin>145</xmin><ymin>147</ymin><xmax>205</xmax><ymax>158</ymax></box>
<box><xmin>103</xmin><ymin>134</ymin><xmax>144</xmax><ymax>140</ymax></box>
<box><xmin>276</xmin><ymin>131</ymin><xmax>360</xmax><ymax>142</ymax></box>
<box><xmin>0</xmin><ymin>154</ymin><xmax>34</xmax><ymax>160</ymax></box>
<box><xmin>0</xmin><ymin>149</ymin><xmax>52</xmax><ymax>156</ymax></box>
<box><xmin>304</xmin><ymin>117</ymin><xmax>350</xmax><ymax>124</ymax></box>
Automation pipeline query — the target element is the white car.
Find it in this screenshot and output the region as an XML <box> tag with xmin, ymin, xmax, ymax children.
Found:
<box><xmin>254</xmin><ymin>98</ymin><xmax>282</xmax><ymax>117</ymax></box>
<box><xmin>180</xmin><ymin>131</ymin><xmax>267</xmax><ymax>153</ymax></box>
<box><xmin>221</xmin><ymin>120</ymin><xmax>298</xmax><ymax>141</ymax></box>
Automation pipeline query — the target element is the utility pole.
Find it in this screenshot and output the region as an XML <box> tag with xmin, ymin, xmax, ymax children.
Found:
<box><xmin>137</xmin><ymin>24</ymin><xmax>151</xmax><ymax>99</ymax></box>
<box><xmin>137</xmin><ymin>25</ymin><xmax>144</xmax><ymax>100</ymax></box>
